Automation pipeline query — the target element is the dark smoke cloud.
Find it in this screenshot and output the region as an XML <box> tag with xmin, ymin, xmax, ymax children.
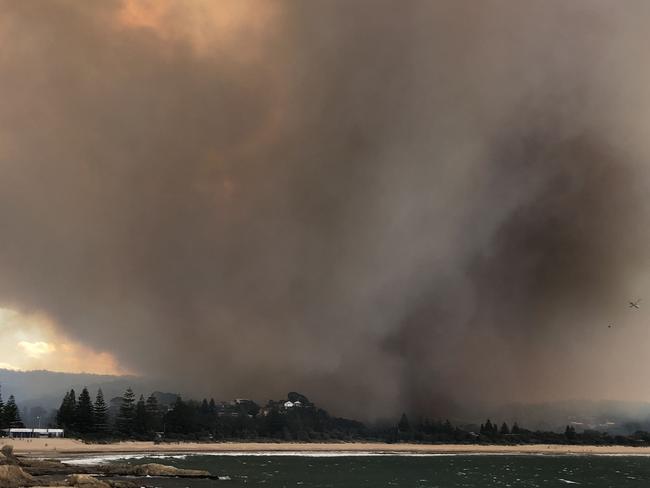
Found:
<box><xmin>1</xmin><ymin>0</ymin><xmax>650</xmax><ymax>418</ymax></box>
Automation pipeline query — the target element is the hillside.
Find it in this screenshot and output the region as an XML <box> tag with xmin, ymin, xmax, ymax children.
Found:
<box><xmin>0</xmin><ymin>369</ymin><xmax>144</xmax><ymax>418</ymax></box>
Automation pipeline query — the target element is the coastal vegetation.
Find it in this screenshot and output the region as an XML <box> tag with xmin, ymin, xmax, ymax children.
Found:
<box><xmin>3</xmin><ymin>384</ymin><xmax>650</xmax><ymax>447</ymax></box>
<box><xmin>44</xmin><ymin>388</ymin><xmax>650</xmax><ymax>446</ymax></box>
<box><xmin>0</xmin><ymin>387</ymin><xmax>23</xmax><ymax>430</ymax></box>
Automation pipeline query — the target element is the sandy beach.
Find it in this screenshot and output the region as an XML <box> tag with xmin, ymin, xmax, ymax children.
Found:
<box><xmin>5</xmin><ymin>438</ymin><xmax>650</xmax><ymax>457</ymax></box>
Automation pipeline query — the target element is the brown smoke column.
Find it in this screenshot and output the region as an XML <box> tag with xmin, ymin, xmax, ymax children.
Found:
<box><xmin>1</xmin><ymin>0</ymin><xmax>650</xmax><ymax>418</ymax></box>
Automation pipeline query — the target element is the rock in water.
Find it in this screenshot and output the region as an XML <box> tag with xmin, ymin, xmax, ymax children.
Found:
<box><xmin>130</xmin><ymin>463</ymin><xmax>210</xmax><ymax>477</ymax></box>
<box><xmin>19</xmin><ymin>458</ymin><xmax>84</xmax><ymax>476</ymax></box>
<box><xmin>67</xmin><ymin>474</ymin><xmax>110</xmax><ymax>488</ymax></box>
<box><xmin>0</xmin><ymin>464</ymin><xmax>36</xmax><ymax>488</ymax></box>
<box><xmin>104</xmin><ymin>480</ymin><xmax>138</xmax><ymax>488</ymax></box>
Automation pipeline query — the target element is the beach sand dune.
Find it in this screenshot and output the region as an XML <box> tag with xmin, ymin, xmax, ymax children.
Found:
<box><xmin>5</xmin><ymin>438</ymin><xmax>650</xmax><ymax>457</ymax></box>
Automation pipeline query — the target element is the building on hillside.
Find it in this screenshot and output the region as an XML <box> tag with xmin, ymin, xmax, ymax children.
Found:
<box><xmin>2</xmin><ymin>428</ymin><xmax>64</xmax><ymax>438</ymax></box>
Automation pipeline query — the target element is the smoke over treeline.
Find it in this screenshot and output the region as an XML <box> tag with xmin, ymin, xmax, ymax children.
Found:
<box><xmin>1</xmin><ymin>0</ymin><xmax>650</xmax><ymax>419</ymax></box>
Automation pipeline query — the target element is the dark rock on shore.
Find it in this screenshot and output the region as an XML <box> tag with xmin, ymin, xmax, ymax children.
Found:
<box><xmin>66</xmin><ymin>474</ymin><xmax>110</xmax><ymax>488</ymax></box>
<box><xmin>17</xmin><ymin>459</ymin><xmax>90</xmax><ymax>477</ymax></box>
<box><xmin>101</xmin><ymin>463</ymin><xmax>212</xmax><ymax>478</ymax></box>
<box><xmin>1</xmin><ymin>443</ymin><xmax>213</xmax><ymax>486</ymax></box>
<box><xmin>101</xmin><ymin>480</ymin><xmax>138</xmax><ymax>488</ymax></box>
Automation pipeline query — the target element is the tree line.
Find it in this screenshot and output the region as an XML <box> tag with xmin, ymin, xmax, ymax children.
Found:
<box><xmin>56</xmin><ymin>387</ymin><xmax>162</xmax><ymax>437</ymax></box>
<box><xmin>54</xmin><ymin>388</ymin><xmax>365</xmax><ymax>441</ymax></box>
<box><xmin>0</xmin><ymin>386</ymin><xmax>646</xmax><ymax>447</ymax></box>
<box><xmin>391</xmin><ymin>414</ymin><xmax>650</xmax><ymax>446</ymax></box>
<box><xmin>0</xmin><ymin>386</ymin><xmax>22</xmax><ymax>430</ymax></box>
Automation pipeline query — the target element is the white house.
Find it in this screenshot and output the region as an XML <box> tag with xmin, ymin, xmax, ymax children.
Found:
<box><xmin>283</xmin><ymin>400</ymin><xmax>303</xmax><ymax>409</ymax></box>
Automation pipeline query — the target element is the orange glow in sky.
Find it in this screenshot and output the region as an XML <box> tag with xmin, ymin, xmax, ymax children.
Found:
<box><xmin>116</xmin><ymin>0</ymin><xmax>282</xmax><ymax>60</ymax></box>
<box><xmin>118</xmin><ymin>0</ymin><xmax>167</xmax><ymax>31</ymax></box>
<box><xmin>0</xmin><ymin>308</ymin><xmax>130</xmax><ymax>375</ymax></box>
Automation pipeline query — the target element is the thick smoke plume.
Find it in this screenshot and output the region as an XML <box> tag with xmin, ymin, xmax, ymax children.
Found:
<box><xmin>1</xmin><ymin>0</ymin><xmax>650</xmax><ymax>418</ymax></box>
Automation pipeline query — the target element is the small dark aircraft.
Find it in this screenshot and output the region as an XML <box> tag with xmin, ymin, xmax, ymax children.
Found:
<box><xmin>629</xmin><ymin>299</ymin><xmax>641</xmax><ymax>309</ymax></box>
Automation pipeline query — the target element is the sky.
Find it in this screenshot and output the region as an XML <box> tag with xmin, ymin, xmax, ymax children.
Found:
<box><xmin>0</xmin><ymin>308</ymin><xmax>129</xmax><ymax>374</ymax></box>
<box><xmin>2</xmin><ymin>0</ymin><xmax>650</xmax><ymax>419</ymax></box>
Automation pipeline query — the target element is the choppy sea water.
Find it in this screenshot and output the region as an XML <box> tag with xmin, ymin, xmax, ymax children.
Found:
<box><xmin>62</xmin><ymin>451</ymin><xmax>650</xmax><ymax>487</ymax></box>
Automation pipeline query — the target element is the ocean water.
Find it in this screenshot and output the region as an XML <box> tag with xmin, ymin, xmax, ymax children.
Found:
<box><xmin>64</xmin><ymin>452</ymin><xmax>650</xmax><ymax>487</ymax></box>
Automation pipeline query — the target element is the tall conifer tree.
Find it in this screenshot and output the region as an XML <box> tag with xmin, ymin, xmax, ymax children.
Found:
<box><xmin>145</xmin><ymin>394</ymin><xmax>161</xmax><ymax>433</ymax></box>
<box><xmin>75</xmin><ymin>387</ymin><xmax>94</xmax><ymax>433</ymax></box>
<box><xmin>93</xmin><ymin>389</ymin><xmax>109</xmax><ymax>433</ymax></box>
<box><xmin>398</xmin><ymin>413</ymin><xmax>411</xmax><ymax>432</ymax></box>
<box><xmin>116</xmin><ymin>388</ymin><xmax>136</xmax><ymax>435</ymax></box>
<box><xmin>56</xmin><ymin>390</ymin><xmax>77</xmax><ymax>429</ymax></box>
<box><xmin>0</xmin><ymin>384</ymin><xmax>6</xmax><ymax>429</ymax></box>
<box><xmin>133</xmin><ymin>395</ymin><xmax>147</xmax><ymax>434</ymax></box>
<box><xmin>4</xmin><ymin>395</ymin><xmax>22</xmax><ymax>427</ymax></box>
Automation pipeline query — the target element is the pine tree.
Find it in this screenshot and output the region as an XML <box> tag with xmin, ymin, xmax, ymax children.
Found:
<box><xmin>398</xmin><ymin>413</ymin><xmax>411</xmax><ymax>432</ymax></box>
<box><xmin>511</xmin><ymin>422</ymin><xmax>521</xmax><ymax>435</ymax></box>
<box><xmin>133</xmin><ymin>395</ymin><xmax>147</xmax><ymax>434</ymax></box>
<box><xmin>56</xmin><ymin>390</ymin><xmax>77</xmax><ymax>429</ymax></box>
<box><xmin>565</xmin><ymin>425</ymin><xmax>577</xmax><ymax>441</ymax></box>
<box><xmin>116</xmin><ymin>388</ymin><xmax>136</xmax><ymax>435</ymax></box>
<box><xmin>200</xmin><ymin>399</ymin><xmax>210</xmax><ymax>414</ymax></box>
<box><xmin>0</xmin><ymin>384</ymin><xmax>6</xmax><ymax>429</ymax></box>
<box><xmin>145</xmin><ymin>394</ymin><xmax>161</xmax><ymax>433</ymax></box>
<box><xmin>484</xmin><ymin>419</ymin><xmax>494</xmax><ymax>436</ymax></box>
<box><xmin>500</xmin><ymin>422</ymin><xmax>510</xmax><ymax>435</ymax></box>
<box><xmin>164</xmin><ymin>396</ymin><xmax>190</xmax><ymax>433</ymax></box>
<box><xmin>264</xmin><ymin>405</ymin><xmax>285</xmax><ymax>438</ymax></box>
<box><xmin>93</xmin><ymin>389</ymin><xmax>109</xmax><ymax>433</ymax></box>
<box><xmin>75</xmin><ymin>387</ymin><xmax>94</xmax><ymax>433</ymax></box>
<box><xmin>4</xmin><ymin>395</ymin><xmax>22</xmax><ymax>427</ymax></box>
<box><xmin>56</xmin><ymin>392</ymin><xmax>69</xmax><ymax>428</ymax></box>
<box><xmin>68</xmin><ymin>389</ymin><xmax>77</xmax><ymax>420</ymax></box>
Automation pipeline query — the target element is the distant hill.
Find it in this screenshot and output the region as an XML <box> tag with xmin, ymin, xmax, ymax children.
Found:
<box><xmin>151</xmin><ymin>391</ymin><xmax>180</xmax><ymax>407</ymax></box>
<box><xmin>5</xmin><ymin>367</ymin><xmax>650</xmax><ymax>435</ymax></box>
<box><xmin>0</xmin><ymin>368</ymin><xmax>154</xmax><ymax>425</ymax></box>
<box><xmin>474</xmin><ymin>399</ymin><xmax>650</xmax><ymax>434</ymax></box>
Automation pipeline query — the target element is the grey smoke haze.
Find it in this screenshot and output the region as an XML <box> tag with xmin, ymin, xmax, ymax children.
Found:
<box><xmin>1</xmin><ymin>0</ymin><xmax>650</xmax><ymax>419</ymax></box>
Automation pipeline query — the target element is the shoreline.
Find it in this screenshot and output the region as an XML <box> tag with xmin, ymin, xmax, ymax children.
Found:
<box><xmin>5</xmin><ymin>438</ymin><xmax>650</xmax><ymax>457</ymax></box>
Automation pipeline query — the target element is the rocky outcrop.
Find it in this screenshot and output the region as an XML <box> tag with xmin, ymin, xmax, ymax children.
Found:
<box><xmin>0</xmin><ymin>464</ymin><xmax>36</xmax><ymax>488</ymax></box>
<box><xmin>133</xmin><ymin>463</ymin><xmax>210</xmax><ymax>477</ymax></box>
<box><xmin>0</xmin><ymin>446</ymin><xmax>19</xmax><ymax>466</ymax></box>
<box><xmin>66</xmin><ymin>474</ymin><xmax>110</xmax><ymax>488</ymax></box>
<box><xmin>25</xmin><ymin>460</ymin><xmax>212</xmax><ymax>480</ymax></box>
<box><xmin>103</xmin><ymin>480</ymin><xmax>137</xmax><ymax>488</ymax></box>
<box><xmin>1</xmin><ymin>445</ymin><xmax>212</xmax><ymax>486</ymax></box>
<box><xmin>18</xmin><ymin>459</ymin><xmax>88</xmax><ymax>477</ymax></box>
<box><xmin>66</xmin><ymin>474</ymin><xmax>138</xmax><ymax>488</ymax></box>
<box><xmin>22</xmin><ymin>476</ymin><xmax>136</xmax><ymax>488</ymax></box>
<box><xmin>102</xmin><ymin>463</ymin><xmax>211</xmax><ymax>478</ymax></box>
